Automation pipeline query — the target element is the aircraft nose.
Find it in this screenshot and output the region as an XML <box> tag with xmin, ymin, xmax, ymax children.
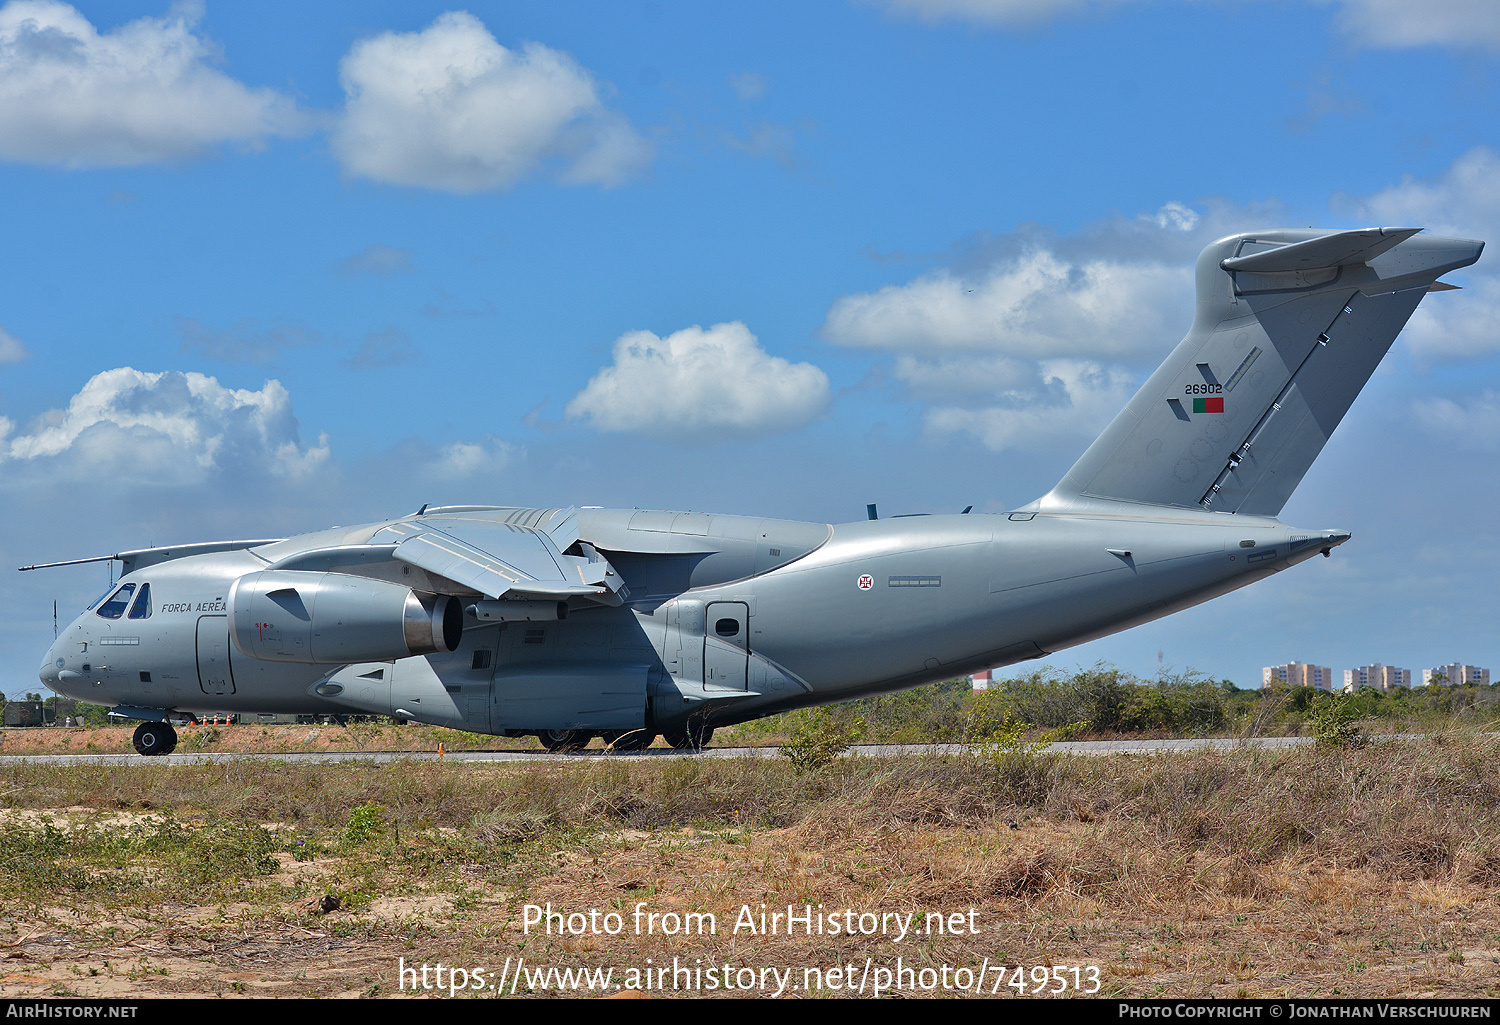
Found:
<box><xmin>38</xmin><ymin>641</ymin><xmax>62</xmax><ymax>687</ymax></box>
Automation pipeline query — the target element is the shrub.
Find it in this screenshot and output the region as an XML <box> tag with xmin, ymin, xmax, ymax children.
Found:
<box><xmin>779</xmin><ymin>707</ymin><xmax>865</xmax><ymax>773</ymax></box>
<box><xmin>1310</xmin><ymin>696</ymin><xmax>1364</xmax><ymax>748</ymax></box>
<box><xmin>342</xmin><ymin>802</ymin><xmax>387</xmax><ymax>847</ymax></box>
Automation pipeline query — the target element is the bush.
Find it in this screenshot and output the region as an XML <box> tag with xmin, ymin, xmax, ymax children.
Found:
<box><xmin>1310</xmin><ymin>696</ymin><xmax>1364</xmax><ymax>748</ymax></box>
<box><xmin>342</xmin><ymin>803</ymin><xmax>387</xmax><ymax>847</ymax></box>
<box><xmin>779</xmin><ymin>708</ymin><xmax>865</xmax><ymax>773</ymax></box>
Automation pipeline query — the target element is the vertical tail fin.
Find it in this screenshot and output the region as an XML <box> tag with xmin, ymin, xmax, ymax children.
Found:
<box><xmin>1039</xmin><ymin>228</ymin><xmax>1483</xmax><ymax>516</ymax></box>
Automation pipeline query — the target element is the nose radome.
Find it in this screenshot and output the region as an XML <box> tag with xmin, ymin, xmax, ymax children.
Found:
<box><xmin>38</xmin><ymin>640</ymin><xmax>61</xmax><ymax>687</ymax></box>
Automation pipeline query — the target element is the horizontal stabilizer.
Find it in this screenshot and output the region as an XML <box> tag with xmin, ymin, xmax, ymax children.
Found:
<box><xmin>1221</xmin><ymin>227</ymin><xmax>1420</xmax><ymax>273</ymax></box>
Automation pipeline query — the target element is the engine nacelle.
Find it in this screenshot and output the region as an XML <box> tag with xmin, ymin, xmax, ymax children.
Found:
<box><xmin>228</xmin><ymin>570</ymin><xmax>463</xmax><ymax>664</ymax></box>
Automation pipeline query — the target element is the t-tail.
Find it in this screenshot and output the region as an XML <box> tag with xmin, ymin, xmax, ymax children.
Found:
<box><xmin>1035</xmin><ymin>228</ymin><xmax>1483</xmax><ymax>516</ymax></box>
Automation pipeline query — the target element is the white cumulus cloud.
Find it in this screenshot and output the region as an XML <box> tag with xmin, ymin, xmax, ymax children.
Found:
<box><xmin>332</xmin><ymin>11</ymin><xmax>650</xmax><ymax>193</ymax></box>
<box><xmin>823</xmin><ymin>249</ymin><xmax>1190</xmax><ymax>358</ymax></box>
<box><xmin>566</xmin><ymin>321</ymin><xmax>830</xmax><ymax>436</ymax></box>
<box><xmin>1396</xmin><ymin>275</ymin><xmax>1500</xmax><ymax>361</ymax></box>
<box><xmin>1</xmin><ymin>368</ymin><xmax>330</xmax><ymax>483</ymax></box>
<box><xmin>1412</xmin><ymin>389</ymin><xmax>1500</xmax><ymax>451</ymax></box>
<box><xmin>1341</xmin><ymin>147</ymin><xmax>1500</xmax><ymax>360</ymax></box>
<box><xmin>1344</xmin><ymin>146</ymin><xmax>1500</xmax><ymax>242</ymax></box>
<box><xmin>893</xmin><ymin>353</ymin><xmax>1034</xmax><ymax>398</ymax></box>
<box><xmin>431</xmin><ymin>438</ymin><xmax>517</xmax><ymax>479</ymax></box>
<box><xmin>823</xmin><ymin>199</ymin><xmax>1221</xmax><ymax>455</ymax></box>
<box><xmin>0</xmin><ymin>0</ymin><xmax>303</xmax><ymax>167</ymax></box>
<box><xmin>924</xmin><ymin>359</ymin><xmax>1137</xmax><ymax>451</ymax></box>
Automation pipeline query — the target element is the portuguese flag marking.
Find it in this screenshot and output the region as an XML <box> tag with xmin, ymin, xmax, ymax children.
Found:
<box><xmin>1193</xmin><ymin>397</ymin><xmax>1224</xmax><ymax>414</ymax></box>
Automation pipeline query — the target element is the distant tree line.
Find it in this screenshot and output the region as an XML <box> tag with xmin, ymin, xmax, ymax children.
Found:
<box><xmin>741</xmin><ymin>665</ymin><xmax>1500</xmax><ymax>743</ymax></box>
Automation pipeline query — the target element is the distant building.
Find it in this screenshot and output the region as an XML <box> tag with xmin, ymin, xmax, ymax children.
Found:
<box><xmin>969</xmin><ymin>669</ymin><xmax>994</xmax><ymax>691</ymax></box>
<box><xmin>1343</xmin><ymin>664</ymin><xmax>1411</xmax><ymax>693</ymax></box>
<box><xmin>1264</xmin><ymin>662</ymin><xmax>1334</xmax><ymax>692</ymax></box>
<box><xmin>1422</xmin><ymin>663</ymin><xmax>1490</xmax><ymax>687</ymax></box>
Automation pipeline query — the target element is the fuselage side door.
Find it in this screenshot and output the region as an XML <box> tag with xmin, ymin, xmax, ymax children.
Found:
<box><xmin>196</xmin><ymin>614</ymin><xmax>235</xmax><ymax>696</ymax></box>
<box><xmin>703</xmin><ymin>601</ymin><xmax>749</xmax><ymax>690</ymax></box>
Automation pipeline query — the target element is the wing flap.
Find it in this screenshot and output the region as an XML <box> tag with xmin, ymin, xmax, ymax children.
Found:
<box><xmin>374</xmin><ymin>510</ymin><xmax>628</xmax><ymax>605</ymax></box>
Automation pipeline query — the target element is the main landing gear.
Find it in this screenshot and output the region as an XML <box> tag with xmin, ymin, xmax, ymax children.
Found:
<box><xmin>132</xmin><ymin>721</ymin><xmax>178</xmax><ymax>756</ymax></box>
<box><xmin>602</xmin><ymin>729</ymin><xmax>657</xmax><ymax>752</ymax></box>
<box><xmin>536</xmin><ymin>723</ymin><xmax>709</xmax><ymax>753</ymax></box>
<box><xmin>537</xmin><ymin>729</ymin><xmax>592</xmax><ymax>752</ymax></box>
<box><xmin>662</xmin><ymin>721</ymin><xmax>714</xmax><ymax>752</ymax></box>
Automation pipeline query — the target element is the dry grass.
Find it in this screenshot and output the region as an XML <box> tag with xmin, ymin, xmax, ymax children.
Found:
<box><xmin>0</xmin><ymin>723</ymin><xmax>545</xmax><ymax>757</ymax></box>
<box><xmin>0</xmin><ymin>720</ymin><xmax>799</xmax><ymax>756</ymax></box>
<box><xmin>1</xmin><ymin>731</ymin><xmax>1497</xmax><ymax>998</ymax></box>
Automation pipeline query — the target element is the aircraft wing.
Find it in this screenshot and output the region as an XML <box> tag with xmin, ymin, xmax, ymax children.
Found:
<box><xmin>371</xmin><ymin>510</ymin><xmax>628</xmax><ymax>606</ymax></box>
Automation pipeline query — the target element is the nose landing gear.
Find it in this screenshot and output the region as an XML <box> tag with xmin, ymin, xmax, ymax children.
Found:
<box><xmin>132</xmin><ymin>721</ymin><xmax>178</xmax><ymax>756</ymax></box>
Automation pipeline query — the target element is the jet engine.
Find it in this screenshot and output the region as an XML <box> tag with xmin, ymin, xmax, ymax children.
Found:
<box><xmin>228</xmin><ymin>570</ymin><xmax>463</xmax><ymax>664</ymax></box>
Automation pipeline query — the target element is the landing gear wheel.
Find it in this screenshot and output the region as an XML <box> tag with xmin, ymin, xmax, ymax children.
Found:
<box><xmin>537</xmin><ymin>729</ymin><xmax>593</xmax><ymax>753</ymax></box>
<box><xmin>132</xmin><ymin>721</ymin><xmax>177</xmax><ymax>756</ymax></box>
<box><xmin>663</xmin><ymin>722</ymin><xmax>714</xmax><ymax>752</ymax></box>
<box><xmin>602</xmin><ymin>729</ymin><xmax>656</xmax><ymax>752</ymax></box>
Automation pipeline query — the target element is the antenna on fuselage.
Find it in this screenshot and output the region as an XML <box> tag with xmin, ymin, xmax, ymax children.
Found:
<box><xmin>866</xmin><ymin>504</ymin><xmax>878</xmax><ymax>521</ymax></box>
<box><xmin>18</xmin><ymin>554</ymin><xmax>122</xmax><ymax>573</ymax></box>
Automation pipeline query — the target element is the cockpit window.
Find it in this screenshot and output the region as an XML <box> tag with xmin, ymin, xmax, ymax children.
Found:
<box><xmin>127</xmin><ymin>582</ymin><xmax>152</xmax><ymax>620</ymax></box>
<box><xmin>95</xmin><ymin>583</ymin><xmax>136</xmax><ymax>619</ymax></box>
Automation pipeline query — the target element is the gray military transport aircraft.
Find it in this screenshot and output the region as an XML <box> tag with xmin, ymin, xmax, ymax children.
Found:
<box><xmin>27</xmin><ymin>227</ymin><xmax>1483</xmax><ymax>756</ymax></box>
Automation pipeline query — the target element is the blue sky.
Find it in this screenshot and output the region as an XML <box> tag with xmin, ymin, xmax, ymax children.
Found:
<box><xmin>3</xmin><ymin>0</ymin><xmax>1498</xmax><ymax>697</ymax></box>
